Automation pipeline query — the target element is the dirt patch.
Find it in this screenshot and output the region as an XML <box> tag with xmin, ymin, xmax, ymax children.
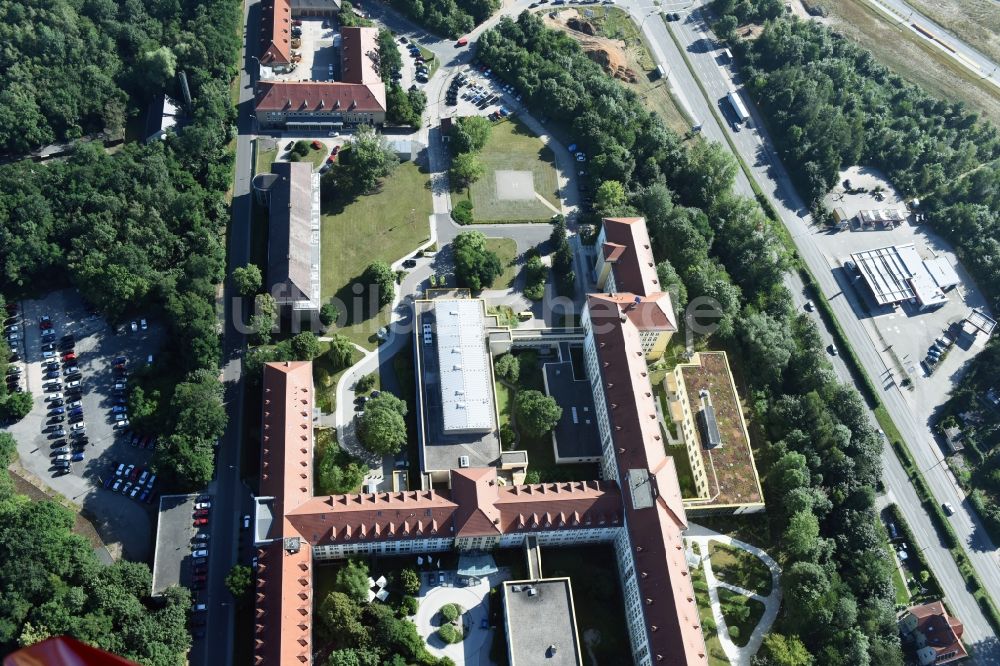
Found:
<box><xmin>9</xmin><ymin>464</ymin><xmax>114</xmax><ymax>557</ymax></box>
<box><xmin>543</xmin><ymin>11</ymin><xmax>636</xmax><ymax>82</ymax></box>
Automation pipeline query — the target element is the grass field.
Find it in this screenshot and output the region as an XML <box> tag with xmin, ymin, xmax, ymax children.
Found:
<box><xmin>456</xmin><ymin>119</ymin><xmax>560</xmax><ymax>224</ymax></box>
<box><xmin>484</xmin><ymin>238</ymin><xmax>519</xmax><ymax>290</ymax></box>
<box><xmin>813</xmin><ymin>0</ymin><xmax>1000</xmax><ymax>126</ymax></box>
<box><xmin>708</xmin><ymin>542</ymin><xmax>772</xmax><ymax>596</ymax></box>
<box><xmin>902</xmin><ymin>0</ymin><xmax>1000</xmax><ymax>64</ymax></box>
<box><xmin>255</xmin><ymin>141</ymin><xmax>278</xmax><ymax>174</ymax></box>
<box><xmin>321</xmin><ymin>161</ymin><xmax>433</xmax><ymax>348</ymax></box>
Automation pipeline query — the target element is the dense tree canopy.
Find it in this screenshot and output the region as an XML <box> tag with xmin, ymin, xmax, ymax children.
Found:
<box><xmin>0</xmin><ymin>0</ymin><xmax>239</xmax><ymax>154</ymax></box>
<box><xmin>389</xmin><ymin>0</ymin><xmax>499</xmax><ymax>38</ymax></box>
<box><xmin>514</xmin><ymin>389</ymin><xmax>562</xmax><ymax>438</ymax></box>
<box><xmin>0</xmin><ymin>433</ymin><xmax>191</xmax><ymax>659</ymax></box>
<box><xmin>452</xmin><ymin>231</ymin><xmax>502</xmax><ymax>291</ymax></box>
<box><xmin>358</xmin><ymin>394</ymin><xmax>408</xmax><ymax>455</ymax></box>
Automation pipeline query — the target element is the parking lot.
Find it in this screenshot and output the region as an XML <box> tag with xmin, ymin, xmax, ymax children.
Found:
<box><xmin>3</xmin><ymin>289</ymin><xmax>164</xmax><ymax>560</ymax></box>
<box><xmin>152</xmin><ymin>494</ymin><xmax>213</xmax><ymax>597</ymax></box>
<box><xmin>442</xmin><ymin>66</ymin><xmax>522</xmax><ymax>123</ymax></box>
<box><xmin>817</xmin><ymin>170</ymin><xmax>992</xmax><ymax>418</ymax></box>
<box><xmin>264</xmin><ymin>17</ymin><xmax>339</xmax><ymax>82</ymax></box>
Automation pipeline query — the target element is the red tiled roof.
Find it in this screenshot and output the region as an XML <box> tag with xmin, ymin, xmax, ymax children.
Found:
<box><xmin>451</xmin><ymin>467</ymin><xmax>503</xmax><ymax>537</ymax></box>
<box><xmin>287</xmin><ymin>490</ymin><xmax>459</xmax><ymax>543</ymax></box>
<box><xmin>260</xmin><ymin>362</ymin><xmax>314</xmax><ymax>512</ymax></box>
<box><xmin>587</xmin><ymin>294</ymin><xmax>708</xmax><ymax>665</ymax></box>
<box><xmin>260</xmin><ymin>0</ymin><xmax>292</xmax><ymax>65</ymax></box>
<box><xmin>907</xmin><ymin>601</ymin><xmax>968</xmax><ymax>661</ymax></box>
<box><xmin>496</xmin><ymin>479</ymin><xmax>622</xmax><ymax>532</ymax></box>
<box><xmin>255</xmin><ymin>80</ymin><xmax>387</xmax><ymax>114</ymax></box>
<box><xmin>602</xmin><ymin>217</ymin><xmax>660</xmax><ymax>296</ymax></box>
<box><xmin>340</xmin><ymin>26</ymin><xmax>381</xmax><ymax>85</ymax></box>
<box><xmin>603</xmin><ymin>242</ymin><xmax>626</xmax><ymax>262</ymax></box>
<box><xmin>255</xmin><ymin>362</ymin><xmax>315</xmax><ymax>666</ymax></box>
<box><xmin>282</xmin><ymin>469</ymin><xmax>624</xmax><ymax>544</ymax></box>
<box><xmin>589</xmin><ymin>291</ymin><xmax>677</xmax><ymax>333</ymax></box>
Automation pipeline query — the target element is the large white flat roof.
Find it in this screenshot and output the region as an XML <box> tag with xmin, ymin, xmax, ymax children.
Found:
<box><xmin>434</xmin><ymin>300</ymin><xmax>494</xmax><ymax>433</ymax></box>
<box><xmin>850</xmin><ymin>243</ymin><xmax>950</xmax><ymax>307</ymax></box>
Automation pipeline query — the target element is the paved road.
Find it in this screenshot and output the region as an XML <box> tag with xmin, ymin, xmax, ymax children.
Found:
<box><xmin>194</xmin><ymin>0</ymin><xmax>258</xmax><ymax>663</ymax></box>
<box><xmin>859</xmin><ymin>0</ymin><xmax>1000</xmax><ymax>90</ymax></box>
<box><xmin>653</xmin><ymin>0</ymin><xmax>1000</xmax><ymax>656</ymax></box>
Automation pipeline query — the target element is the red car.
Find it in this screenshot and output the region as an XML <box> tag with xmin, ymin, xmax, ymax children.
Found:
<box><xmin>310</xmin><ymin>140</ymin><xmax>322</xmax><ymax>150</ymax></box>
<box><xmin>327</xmin><ymin>154</ymin><xmax>337</xmax><ymax>163</ymax></box>
<box><xmin>331</xmin><ymin>145</ymin><xmax>340</xmax><ymax>156</ymax></box>
<box><xmin>62</xmin><ymin>352</ymin><xmax>76</xmax><ymax>361</ymax></box>
<box><xmin>130</xmin><ymin>466</ymin><xmax>142</xmax><ymax>482</ymax></box>
<box><xmin>193</xmin><ymin>518</ymin><xmax>208</xmax><ymax>526</ymax></box>
<box><xmin>194</xmin><ymin>508</ymin><xmax>210</xmax><ymax>517</ymax></box>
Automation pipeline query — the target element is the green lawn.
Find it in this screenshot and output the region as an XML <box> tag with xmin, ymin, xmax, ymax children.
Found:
<box><xmin>689</xmin><ymin>544</ymin><xmax>730</xmax><ymax>665</ymax></box>
<box><xmin>456</xmin><ymin>119</ymin><xmax>560</xmax><ymax>223</ymax></box>
<box><xmin>717</xmin><ymin>588</ymin><xmax>765</xmax><ymax>649</ymax></box>
<box><xmin>708</xmin><ymin>542</ymin><xmax>772</xmax><ymax>596</ymax></box>
<box><xmin>256</xmin><ymin>143</ymin><xmax>277</xmax><ymax>174</ymax></box>
<box><xmin>484</xmin><ymin>238</ymin><xmax>519</xmax><ymax>290</ymax></box>
<box><xmin>495</xmin><ymin>382</ymin><xmax>511</xmax><ymax>431</ymax></box>
<box><xmin>321</xmin><ymin>161</ymin><xmax>433</xmax><ymax>348</ymax></box>
<box><xmin>313</xmin><ymin>340</ymin><xmax>363</xmax><ymax>413</ymax></box>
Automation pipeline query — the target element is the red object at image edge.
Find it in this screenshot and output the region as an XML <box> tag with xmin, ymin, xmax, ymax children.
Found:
<box><xmin>4</xmin><ymin>636</ymin><xmax>139</xmax><ymax>666</ymax></box>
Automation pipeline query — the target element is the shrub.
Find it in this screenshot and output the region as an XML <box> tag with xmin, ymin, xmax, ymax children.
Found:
<box><xmin>438</xmin><ymin>623</ymin><xmax>463</xmax><ymax>644</ymax></box>
<box><xmin>440</xmin><ymin>603</ymin><xmax>461</xmax><ymax>623</ymax></box>
<box><xmin>452</xmin><ymin>199</ymin><xmax>474</xmax><ymax>225</ymax></box>
<box><xmin>400</xmin><ymin>595</ymin><xmax>419</xmax><ymax>616</ymax></box>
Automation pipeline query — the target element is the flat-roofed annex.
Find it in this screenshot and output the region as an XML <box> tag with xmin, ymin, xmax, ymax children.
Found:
<box><xmin>434</xmin><ymin>299</ymin><xmax>494</xmax><ymax>433</ymax></box>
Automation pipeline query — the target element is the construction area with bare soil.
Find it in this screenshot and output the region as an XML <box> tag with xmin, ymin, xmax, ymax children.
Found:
<box><xmin>541</xmin><ymin>7</ymin><xmax>690</xmax><ymax>134</ymax></box>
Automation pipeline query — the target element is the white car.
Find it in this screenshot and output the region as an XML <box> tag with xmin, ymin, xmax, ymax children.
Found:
<box><xmin>140</xmin><ymin>318</ymin><xmax>147</xmax><ymax>330</ymax></box>
<box><xmin>114</xmin><ymin>419</ymin><xmax>130</xmax><ymax>429</ymax></box>
<box><xmin>192</xmin><ymin>549</ymin><xmax>208</xmax><ymax>558</ymax></box>
<box><xmin>45</xmin><ymin>393</ymin><xmax>63</xmax><ymax>402</ymax></box>
<box><xmin>71</xmin><ymin>422</ymin><xmax>86</xmax><ymax>431</ymax></box>
<box><xmin>194</xmin><ymin>501</ymin><xmax>212</xmax><ymax>510</ymax></box>
<box><xmin>243</xmin><ymin>514</ymin><xmax>251</xmax><ymax>529</ymax></box>
<box><xmin>66</xmin><ymin>380</ymin><xmax>80</xmax><ymax>389</ymax></box>
<box><xmin>68</xmin><ymin>400</ymin><xmax>81</xmax><ymax>408</ymax></box>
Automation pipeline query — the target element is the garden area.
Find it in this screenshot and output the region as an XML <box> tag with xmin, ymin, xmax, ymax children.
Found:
<box><xmin>689</xmin><ymin>543</ymin><xmax>731</xmax><ymax>665</ymax></box>
<box><xmin>493</xmin><ymin>350</ymin><xmax>598</xmax><ymax>482</ymax></box>
<box><xmin>453</xmin><ymin>119</ymin><xmax>561</xmax><ymax>224</ymax></box>
<box><xmin>312</xmin><ymin>337</ymin><xmax>363</xmax><ymax>412</ymax></box>
<box><xmin>708</xmin><ymin>542</ymin><xmax>772</xmax><ymax>596</ymax></box>
<box><xmin>716</xmin><ymin>588</ymin><xmax>765</xmax><ymax>649</ymax></box>
<box><xmin>312</xmin><ymin>558</ymin><xmax>451</xmax><ymax>666</ymax></box>
<box><xmin>320</xmin><ymin>161</ymin><xmax>433</xmax><ymax>348</ymax></box>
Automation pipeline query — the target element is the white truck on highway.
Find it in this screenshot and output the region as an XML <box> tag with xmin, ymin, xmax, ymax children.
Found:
<box><xmin>726</xmin><ymin>90</ymin><xmax>750</xmax><ymax>127</ymax></box>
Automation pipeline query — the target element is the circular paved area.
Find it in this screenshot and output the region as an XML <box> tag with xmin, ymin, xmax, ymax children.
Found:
<box><xmin>414</xmin><ymin>584</ymin><xmax>491</xmax><ymax>664</ymax></box>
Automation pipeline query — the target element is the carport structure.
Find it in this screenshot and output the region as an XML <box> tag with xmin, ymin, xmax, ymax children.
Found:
<box><xmin>850</xmin><ymin>243</ymin><xmax>949</xmax><ymax>309</ymax></box>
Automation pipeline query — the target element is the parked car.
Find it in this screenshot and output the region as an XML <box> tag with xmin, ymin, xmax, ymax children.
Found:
<box><xmin>71</xmin><ymin>451</ymin><xmax>85</xmax><ymax>462</ymax></box>
<box><xmin>243</xmin><ymin>514</ymin><xmax>251</xmax><ymax>529</ymax></box>
<box><xmin>195</xmin><ymin>501</ymin><xmax>212</xmax><ymax>510</ymax></box>
<box><xmin>129</xmin><ymin>485</ymin><xmax>141</xmax><ymax>500</ymax></box>
<box><xmin>193</xmin><ymin>517</ymin><xmax>209</xmax><ymax>526</ymax></box>
<box><xmin>111</xmin><ymin>479</ymin><xmax>123</xmax><ymax>492</ymax></box>
<box><xmin>70</xmin><ymin>422</ymin><xmax>85</xmax><ymax>431</ymax></box>
<box><xmin>114</xmin><ymin>419</ymin><xmax>130</xmax><ymax>429</ymax></box>
<box><xmin>194</xmin><ymin>508</ymin><xmax>210</xmax><ymax>518</ymax></box>
<box><xmin>123</xmin><ymin>464</ymin><xmax>134</xmax><ymax>479</ymax></box>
